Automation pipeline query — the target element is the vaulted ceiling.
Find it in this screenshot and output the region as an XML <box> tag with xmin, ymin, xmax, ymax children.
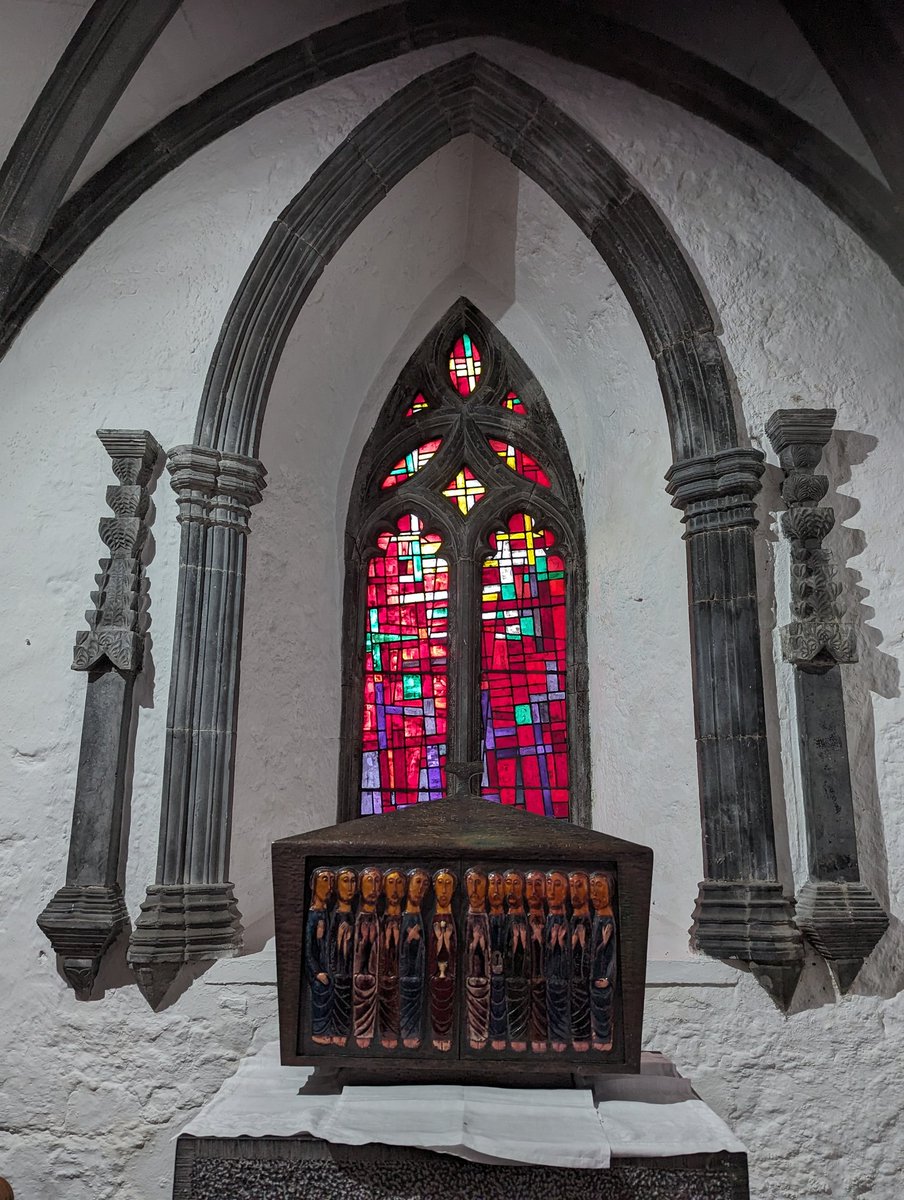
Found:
<box><xmin>0</xmin><ymin>0</ymin><xmax>901</xmax><ymax>360</ymax></box>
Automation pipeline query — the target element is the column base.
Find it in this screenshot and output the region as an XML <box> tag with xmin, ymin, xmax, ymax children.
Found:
<box><xmin>692</xmin><ymin>881</ymin><xmax>804</xmax><ymax>1009</ymax></box>
<box><xmin>795</xmin><ymin>879</ymin><xmax>889</xmax><ymax>992</ymax></box>
<box><xmin>37</xmin><ymin>884</ymin><xmax>130</xmax><ymax>999</ymax></box>
<box><xmin>128</xmin><ymin>883</ymin><xmax>243</xmax><ymax>1008</ymax></box>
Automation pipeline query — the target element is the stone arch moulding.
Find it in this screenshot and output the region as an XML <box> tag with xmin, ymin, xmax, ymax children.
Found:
<box><xmin>127</xmin><ymin>54</ymin><xmax>803</xmax><ymax>1010</ymax></box>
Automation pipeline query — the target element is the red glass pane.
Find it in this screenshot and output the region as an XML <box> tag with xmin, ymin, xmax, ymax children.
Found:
<box><xmin>381</xmin><ymin>439</ymin><xmax>442</xmax><ymax>488</ymax></box>
<box><xmin>479</xmin><ymin>514</ymin><xmax>569</xmax><ymax>819</ymax></box>
<box><xmin>442</xmin><ymin>465</ymin><xmax>486</xmax><ymax>515</ymax></box>
<box><xmin>360</xmin><ymin>515</ymin><xmax>448</xmax><ymax>814</ymax></box>
<box><xmin>502</xmin><ymin>390</ymin><xmax>525</xmax><ymax>412</ymax></box>
<box><xmin>448</xmin><ymin>333</ymin><xmax>482</xmax><ymax>395</ymax></box>
<box><xmin>487</xmin><ymin>439</ymin><xmax>551</xmax><ymax>487</ymax></box>
<box><xmin>405</xmin><ymin>392</ymin><xmax>430</xmax><ymax>417</ymax></box>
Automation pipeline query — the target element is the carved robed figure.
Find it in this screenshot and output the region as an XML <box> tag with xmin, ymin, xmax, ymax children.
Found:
<box><xmin>274</xmin><ymin>796</ymin><xmax>651</xmax><ymax>1077</ymax></box>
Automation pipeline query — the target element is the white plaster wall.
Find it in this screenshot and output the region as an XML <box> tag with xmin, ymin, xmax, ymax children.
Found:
<box><xmin>0</xmin><ymin>38</ymin><xmax>902</xmax><ymax>1200</ymax></box>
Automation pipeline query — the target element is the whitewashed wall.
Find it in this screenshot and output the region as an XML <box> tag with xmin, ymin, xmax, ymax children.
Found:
<box><xmin>0</xmin><ymin>39</ymin><xmax>902</xmax><ymax>1200</ymax></box>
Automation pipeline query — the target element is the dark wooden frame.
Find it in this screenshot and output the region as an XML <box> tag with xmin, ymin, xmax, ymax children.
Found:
<box><xmin>273</xmin><ymin>796</ymin><xmax>651</xmax><ymax>1078</ymax></box>
<box><xmin>338</xmin><ymin>298</ymin><xmax>589</xmax><ymax>826</ymax></box>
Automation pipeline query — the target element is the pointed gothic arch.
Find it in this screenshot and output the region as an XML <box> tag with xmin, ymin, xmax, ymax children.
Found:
<box><xmin>128</xmin><ymin>54</ymin><xmax>803</xmax><ymax>1010</ymax></box>
<box><xmin>339</xmin><ymin>299</ymin><xmax>589</xmax><ymax>826</ymax></box>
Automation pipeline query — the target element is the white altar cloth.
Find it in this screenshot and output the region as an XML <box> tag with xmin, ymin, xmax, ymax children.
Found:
<box><xmin>180</xmin><ymin>1041</ymin><xmax>745</xmax><ymax>1170</ymax></box>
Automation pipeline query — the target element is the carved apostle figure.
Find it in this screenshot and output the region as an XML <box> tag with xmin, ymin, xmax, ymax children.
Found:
<box><xmin>525</xmin><ymin>869</ymin><xmax>548</xmax><ymax>1053</ymax></box>
<box><xmin>568</xmin><ymin>870</ymin><xmax>592</xmax><ymax>1052</ymax></box>
<box><xmin>328</xmin><ymin>867</ymin><xmax>357</xmax><ymax>1045</ymax></box>
<box><xmin>545</xmin><ymin>870</ymin><xmax>571</xmax><ymax>1052</ymax></box>
<box><xmin>503</xmin><ymin>869</ymin><xmax>530</xmax><ymax>1052</ymax></box>
<box><xmin>378</xmin><ymin>867</ymin><xmax>406</xmax><ymax>1049</ymax></box>
<box><xmin>589</xmin><ymin>872</ymin><xmax>617</xmax><ymax>1052</ymax></box>
<box><xmin>352</xmin><ymin>866</ymin><xmax>382</xmax><ymax>1048</ymax></box>
<box><xmin>428</xmin><ymin>868</ymin><xmax>457</xmax><ymax>1052</ymax></box>
<box><xmin>305</xmin><ymin>867</ymin><xmax>334</xmax><ymax>1044</ymax></box>
<box><xmin>487</xmin><ymin>870</ymin><xmax>508</xmax><ymax>1050</ymax></box>
<box><xmin>399</xmin><ymin>867</ymin><xmax>430</xmax><ymax>1049</ymax></box>
<box><xmin>465</xmin><ymin>868</ymin><xmax>491</xmax><ymax>1050</ymax></box>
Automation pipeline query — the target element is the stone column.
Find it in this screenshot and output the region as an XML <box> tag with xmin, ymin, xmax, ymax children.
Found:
<box><xmin>128</xmin><ymin>445</ymin><xmax>266</xmax><ymax>1007</ymax></box>
<box><xmin>38</xmin><ymin>429</ymin><xmax>161</xmax><ymax>997</ymax></box>
<box><xmin>766</xmin><ymin>409</ymin><xmax>888</xmax><ymax>991</ymax></box>
<box><xmin>666</xmin><ymin>448</ymin><xmax>803</xmax><ymax>1008</ymax></box>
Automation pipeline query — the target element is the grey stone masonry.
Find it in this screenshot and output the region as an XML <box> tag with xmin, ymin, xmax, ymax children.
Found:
<box><xmin>128</xmin><ymin>445</ymin><xmax>266</xmax><ymax>1009</ymax></box>
<box><xmin>667</xmin><ymin>448</ymin><xmax>803</xmax><ymax>1009</ymax></box>
<box><xmin>766</xmin><ymin>408</ymin><xmax>888</xmax><ymax>992</ymax></box>
<box><xmin>37</xmin><ymin>429</ymin><xmax>161</xmax><ymax>997</ymax></box>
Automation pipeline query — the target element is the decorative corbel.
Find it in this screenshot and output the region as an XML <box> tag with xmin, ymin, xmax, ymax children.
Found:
<box><xmin>766</xmin><ymin>409</ymin><xmax>888</xmax><ymax>991</ymax></box>
<box><xmin>37</xmin><ymin>429</ymin><xmax>161</xmax><ymax>997</ymax></box>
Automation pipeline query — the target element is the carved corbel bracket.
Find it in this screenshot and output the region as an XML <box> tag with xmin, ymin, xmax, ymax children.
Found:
<box><xmin>766</xmin><ymin>409</ymin><xmax>888</xmax><ymax>990</ymax></box>
<box><xmin>765</xmin><ymin>409</ymin><xmax>858</xmax><ymax>668</ymax></box>
<box><xmin>38</xmin><ymin>429</ymin><xmax>161</xmax><ymax>997</ymax></box>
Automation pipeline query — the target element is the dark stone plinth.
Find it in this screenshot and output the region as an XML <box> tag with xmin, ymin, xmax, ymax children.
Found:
<box><xmin>128</xmin><ymin>883</ymin><xmax>242</xmax><ymax>1008</ymax></box>
<box><xmin>693</xmin><ymin>881</ymin><xmax>802</xmax><ymax>1009</ymax></box>
<box><xmin>173</xmin><ymin>1138</ymin><xmax>750</xmax><ymax>1200</ymax></box>
<box><xmin>37</xmin><ymin>884</ymin><xmax>129</xmax><ymax>998</ymax></box>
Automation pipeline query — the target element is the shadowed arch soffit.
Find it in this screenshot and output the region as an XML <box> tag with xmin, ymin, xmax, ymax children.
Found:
<box><xmin>194</xmin><ymin>54</ymin><xmax>737</xmax><ymax>468</ymax></box>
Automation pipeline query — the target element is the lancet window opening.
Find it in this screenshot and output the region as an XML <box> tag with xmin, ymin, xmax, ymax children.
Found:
<box><xmin>340</xmin><ymin>301</ymin><xmax>589</xmax><ymax>826</ymax></box>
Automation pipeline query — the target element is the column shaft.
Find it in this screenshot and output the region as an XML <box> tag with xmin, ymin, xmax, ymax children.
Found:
<box><xmin>667</xmin><ymin>448</ymin><xmax>803</xmax><ymax>1007</ymax></box>
<box><xmin>128</xmin><ymin>445</ymin><xmax>265</xmax><ymax>1008</ymax></box>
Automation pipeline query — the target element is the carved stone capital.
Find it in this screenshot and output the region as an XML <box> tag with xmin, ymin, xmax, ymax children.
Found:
<box><xmin>795</xmin><ymin>880</ymin><xmax>889</xmax><ymax>993</ymax></box>
<box><xmin>167</xmin><ymin>444</ymin><xmax>219</xmax><ymax>524</ymax></box>
<box><xmin>693</xmin><ymin>881</ymin><xmax>804</xmax><ymax>1008</ymax></box>
<box><xmin>781</xmin><ymin>619</ymin><xmax>858</xmax><ymax>665</ymax></box>
<box><xmin>764</xmin><ymin>408</ymin><xmax>836</xmax><ymax>470</ymax></box>
<box><xmin>97</xmin><ymin>428</ymin><xmax>160</xmax><ymax>486</ymax></box>
<box><xmin>72</xmin><ymin>429</ymin><xmax>161</xmax><ymax>672</ymax></box>
<box><xmin>167</xmin><ymin>445</ymin><xmax>266</xmax><ymax>532</ymax></box>
<box><xmin>36</xmin><ymin>885</ymin><xmax>129</xmax><ymax>999</ymax></box>
<box><xmin>665</xmin><ymin>448</ymin><xmax>765</xmax><ymax>535</ymax></box>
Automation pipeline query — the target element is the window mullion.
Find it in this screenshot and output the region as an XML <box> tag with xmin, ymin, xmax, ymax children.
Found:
<box><xmin>447</xmin><ymin>544</ymin><xmax>482</xmax><ymax>798</ymax></box>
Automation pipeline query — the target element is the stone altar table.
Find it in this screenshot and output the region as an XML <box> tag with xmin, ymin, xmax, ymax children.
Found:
<box><xmin>173</xmin><ymin>1041</ymin><xmax>749</xmax><ymax>1199</ymax></box>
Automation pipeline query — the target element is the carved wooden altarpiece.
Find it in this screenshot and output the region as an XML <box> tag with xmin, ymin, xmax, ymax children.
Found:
<box><xmin>273</xmin><ymin>798</ymin><xmax>652</xmax><ymax>1079</ymax></box>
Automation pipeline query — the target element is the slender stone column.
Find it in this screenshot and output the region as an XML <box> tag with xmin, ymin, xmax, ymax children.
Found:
<box><xmin>766</xmin><ymin>409</ymin><xmax>888</xmax><ymax>991</ymax></box>
<box><xmin>37</xmin><ymin>429</ymin><xmax>161</xmax><ymax>997</ymax></box>
<box><xmin>666</xmin><ymin>448</ymin><xmax>803</xmax><ymax>1008</ymax></box>
<box><xmin>128</xmin><ymin>445</ymin><xmax>266</xmax><ymax>1008</ymax></box>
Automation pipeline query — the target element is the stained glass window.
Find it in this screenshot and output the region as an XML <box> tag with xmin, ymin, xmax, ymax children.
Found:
<box><xmin>405</xmin><ymin>392</ymin><xmax>430</xmax><ymax>417</ymax></box>
<box><xmin>442</xmin><ymin>466</ymin><xmax>485</xmax><ymax>515</ymax></box>
<box><xmin>381</xmin><ymin>439</ymin><xmax>442</xmax><ymax>488</ymax></box>
<box><xmin>360</xmin><ymin>515</ymin><xmax>448</xmax><ymax>814</ymax></box>
<box><xmin>346</xmin><ymin>302</ymin><xmax>585</xmax><ymax>825</ymax></box>
<box><xmin>448</xmin><ymin>333</ymin><xmax>482</xmax><ymax>394</ymax></box>
<box><xmin>479</xmin><ymin>515</ymin><xmax>569</xmax><ymax>818</ymax></box>
<box><xmin>487</xmin><ymin>439</ymin><xmax>551</xmax><ymax>486</ymax></box>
